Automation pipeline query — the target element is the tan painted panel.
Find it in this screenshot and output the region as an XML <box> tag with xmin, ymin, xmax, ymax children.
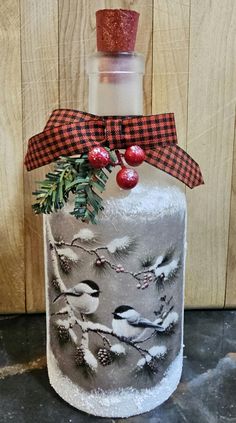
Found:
<box><xmin>0</xmin><ymin>0</ymin><xmax>25</xmax><ymax>313</ymax></box>
<box><xmin>21</xmin><ymin>0</ymin><xmax>58</xmax><ymax>312</ymax></box>
<box><xmin>186</xmin><ymin>0</ymin><xmax>236</xmax><ymax>307</ymax></box>
<box><xmin>152</xmin><ymin>1</ymin><xmax>192</xmax><ymax>304</ymax></box>
<box><xmin>226</xmin><ymin>118</ymin><xmax>236</xmax><ymax>307</ymax></box>
<box><xmin>152</xmin><ymin>0</ymin><xmax>190</xmax><ymax>148</ymax></box>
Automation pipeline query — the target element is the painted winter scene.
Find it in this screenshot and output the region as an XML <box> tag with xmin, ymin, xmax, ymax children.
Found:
<box><xmin>45</xmin><ymin>184</ymin><xmax>186</xmax><ymax>393</ymax></box>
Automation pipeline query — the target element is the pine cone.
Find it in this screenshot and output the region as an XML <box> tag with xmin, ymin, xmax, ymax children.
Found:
<box><xmin>57</xmin><ymin>324</ymin><xmax>69</xmax><ymax>343</ymax></box>
<box><xmin>51</xmin><ymin>277</ymin><xmax>60</xmax><ymax>291</ymax></box>
<box><xmin>75</xmin><ymin>346</ymin><xmax>85</xmax><ymax>366</ymax></box>
<box><xmin>148</xmin><ymin>358</ymin><xmax>159</xmax><ymax>374</ymax></box>
<box><xmin>59</xmin><ymin>255</ymin><xmax>72</xmax><ymax>273</ymax></box>
<box><xmin>97</xmin><ymin>348</ymin><xmax>113</xmax><ymax>366</ymax></box>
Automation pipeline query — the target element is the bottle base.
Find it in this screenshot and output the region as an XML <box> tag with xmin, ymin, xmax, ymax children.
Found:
<box><xmin>47</xmin><ymin>347</ymin><xmax>183</xmax><ymax>418</ymax></box>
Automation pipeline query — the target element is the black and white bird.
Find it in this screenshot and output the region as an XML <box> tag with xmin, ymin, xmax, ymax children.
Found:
<box><xmin>112</xmin><ymin>305</ymin><xmax>165</xmax><ymax>341</ymax></box>
<box><xmin>53</xmin><ymin>280</ymin><xmax>101</xmax><ymax>315</ymax></box>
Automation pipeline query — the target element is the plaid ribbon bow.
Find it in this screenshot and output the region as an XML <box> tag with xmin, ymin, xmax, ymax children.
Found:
<box><xmin>24</xmin><ymin>109</ymin><xmax>204</xmax><ymax>189</ymax></box>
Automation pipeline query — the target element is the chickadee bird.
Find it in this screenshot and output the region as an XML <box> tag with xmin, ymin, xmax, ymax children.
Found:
<box><xmin>53</xmin><ymin>280</ymin><xmax>101</xmax><ymax>315</ymax></box>
<box><xmin>112</xmin><ymin>305</ymin><xmax>165</xmax><ymax>341</ymax></box>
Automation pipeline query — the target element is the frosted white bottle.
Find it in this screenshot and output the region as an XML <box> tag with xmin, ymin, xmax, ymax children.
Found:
<box><xmin>44</xmin><ymin>50</ymin><xmax>186</xmax><ymax>418</ymax></box>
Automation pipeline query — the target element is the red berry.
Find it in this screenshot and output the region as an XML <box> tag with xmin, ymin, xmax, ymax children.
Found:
<box><xmin>88</xmin><ymin>146</ymin><xmax>110</xmax><ymax>169</ymax></box>
<box><xmin>124</xmin><ymin>145</ymin><xmax>145</xmax><ymax>167</ymax></box>
<box><xmin>116</xmin><ymin>167</ymin><xmax>139</xmax><ymax>190</ymax></box>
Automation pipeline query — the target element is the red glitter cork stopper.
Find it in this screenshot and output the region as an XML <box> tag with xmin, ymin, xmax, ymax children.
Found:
<box><xmin>96</xmin><ymin>9</ymin><xmax>139</xmax><ymax>52</ymax></box>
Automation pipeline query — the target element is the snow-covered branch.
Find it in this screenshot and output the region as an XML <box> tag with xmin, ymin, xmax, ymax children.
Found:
<box><xmin>47</xmin><ymin>221</ymin><xmax>179</xmax><ymax>372</ymax></box>
<box><xmin>47</xmin><ymin>221</ymin><xmax>155</xmax><ymax>367</ymax></box>
<box><xmin>56</xmin><ymin>234</ymin><xmax>181</xmax><ymax>290</ymax></box>
<box><xmin>136</xmin><ymin>345</ymin><xmax>167</xmax><ymax>372</ymax></box>
<box><xmin>47</xmin><ymin>220</ymin><xmax>98</xmax><ymax>370</ymax></box>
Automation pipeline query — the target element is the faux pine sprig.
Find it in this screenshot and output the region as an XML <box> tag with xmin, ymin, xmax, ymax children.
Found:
<box><xmin>32</xmin><ymin>144</ymin><xmax>148</xmax><ymax>224</ymax></box>
<box><xmin>32</xmin><ymin>149</ymin><xmax>116</xmax><ymax>224</ymax></box>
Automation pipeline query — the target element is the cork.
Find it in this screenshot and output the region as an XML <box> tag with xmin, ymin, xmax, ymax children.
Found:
<box><xmin>96</xmin><ymin>9</ymin><xmax>139</xmax><ymax>52</ymax></box>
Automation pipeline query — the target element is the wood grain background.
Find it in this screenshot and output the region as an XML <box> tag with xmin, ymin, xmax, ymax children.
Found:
<box><xmin>0</xmin><ymin>0</ymin><xmax>235</xmax><ymax>312</ymax></box>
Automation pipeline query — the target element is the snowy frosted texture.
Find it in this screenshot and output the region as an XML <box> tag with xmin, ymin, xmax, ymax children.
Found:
<box><xmin>83</xmin><ymin>349</ymin><xmax>98</xmax><ymax>371</ymax></box>
<box><xmin>137</xmin><ymin>345</ymin><xmax>167</xmax><ymax>368</ymax></box>
<box><xmin>47</xmin><ymin>347</ymin><xmax>183</xmax><ymax>418</ymax></box>
<box><xmin>162</xmin><ymin>311</ymin><xmax>179</xmax><ymax>330</ymax></box>
<box><xmin>106</xmin><ymin>235</ymin><xmax>132</xmax><ymax>253</ymax></box>
<box><xmin>100</xmin><ymin>182</ymin><xmax>186</xmax><ymax>222</ymax></box>
<box><xmin>110</xmin><ymin>343</ymin><xmax>126</xmax><ymax>355</ymax></box>
<box><xmin>72</xmin><ymin>228</ymin><xmax>96</xmax><ymax>242</ymax></box>
<box><xmin>57</xmin><ymin>247</ymin><xmax>78</xmax><ymax>261</ymax></box>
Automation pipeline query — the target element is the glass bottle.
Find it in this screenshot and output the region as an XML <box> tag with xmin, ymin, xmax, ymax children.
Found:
<box><xmin>45</xmin><ymin>9</ymin><xmax>186</xmax><ymax>418</ymax></box>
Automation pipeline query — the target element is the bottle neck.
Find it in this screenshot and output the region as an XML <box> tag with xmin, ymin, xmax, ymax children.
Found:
<box><xmin>87</xmin><ymin>52</ymin><xmax>144</xmax><ymax>116</ymax></box>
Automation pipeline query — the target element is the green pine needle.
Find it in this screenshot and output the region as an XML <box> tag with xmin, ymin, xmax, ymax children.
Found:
<box><xmin>32</xmin><ymin>151</ymin><xmax>114</xmax><ymax>224</ymax></box>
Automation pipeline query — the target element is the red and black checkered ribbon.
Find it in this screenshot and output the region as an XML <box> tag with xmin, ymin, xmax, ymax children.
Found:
<box><xmin>24</xmin><ymin>109</ymin><xmax>204</xmax><ymax>189</ymax></box>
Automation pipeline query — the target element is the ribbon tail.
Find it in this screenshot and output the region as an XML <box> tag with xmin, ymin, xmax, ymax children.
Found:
<box><xmin>145</xmin><ymin>144</ymin><xmax>204</xmax><ymax>189</ymax></box>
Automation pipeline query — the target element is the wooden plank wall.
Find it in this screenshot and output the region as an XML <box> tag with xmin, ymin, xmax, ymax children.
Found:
<box><xmin>0</xmin><ymin>0</ymin><xmax>235</xmax><ymax>312</ymax></box>
<box><xmin>0</xmin><ymin>0</ymin><xmax>24</xmax><ymax>312</ymax></box>
<box><xmin>186</xmin><ymin>0</ymin><xmax>236</xmax><ymax>307</ymax></box>
<box><xmin>21</xmin><ymin>0</ymin><xmax>58</xmax><ymax>312</ymax></box>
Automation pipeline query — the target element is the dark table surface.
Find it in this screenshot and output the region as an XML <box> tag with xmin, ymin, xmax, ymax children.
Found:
<box><xmin>0</xmin><ymin>311</ymin><xmax>236</xmax><ymax>423</ymax></box>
